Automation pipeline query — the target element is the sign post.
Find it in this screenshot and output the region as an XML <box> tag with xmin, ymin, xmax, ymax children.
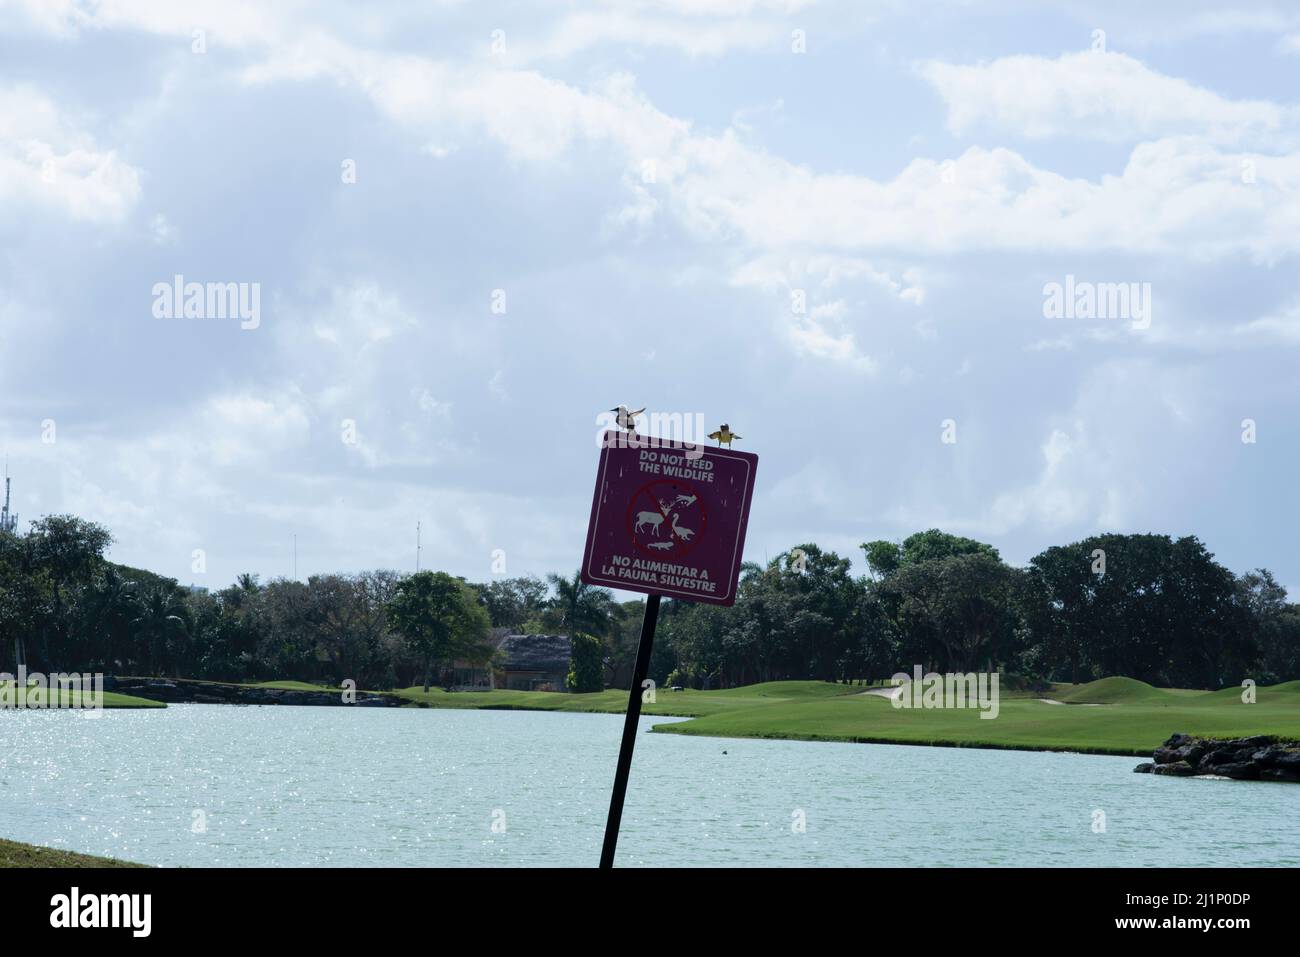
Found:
<box><xmin>582</xmin><ymin>430</ymin><xmax>758</xmax><ymax>867</ymax></box>
<box><xmin>597</xmin><ymin>592</ymin><xmax>659</xmax><ymax>869</ymax></box>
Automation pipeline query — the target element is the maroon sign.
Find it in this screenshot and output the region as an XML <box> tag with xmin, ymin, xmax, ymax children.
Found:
<box><xmin>581</xmin><ymin>430</ymin><xmax>758</xmax><ymax>605</ymax></box>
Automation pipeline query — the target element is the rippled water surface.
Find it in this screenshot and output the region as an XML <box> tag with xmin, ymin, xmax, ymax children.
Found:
<box><xmin>1</xmin><ymin>705</ymin><xmax>1296</xmax><ymax>866</ymax></box>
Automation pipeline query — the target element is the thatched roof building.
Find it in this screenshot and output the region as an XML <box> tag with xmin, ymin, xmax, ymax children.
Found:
<box><xmin>451</xmin><ymin>633</ymin><xmax>574</xmax><ymax>692</ymax></box>
<box><xmin>497</xmin><ymin>634</ymin><xmax>570</xmax><ymax>671</ymax></box>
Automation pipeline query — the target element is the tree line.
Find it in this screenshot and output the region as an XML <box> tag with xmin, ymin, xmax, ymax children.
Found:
<box><xmin>1</xmin><ymin>517</ymin><xmax>1296</xmax><ymax>691</ymax></box>
<box><xmin>649</xmin><ymin>531</ymin><xmax>1299</xmax><ymax>690</ymax></box>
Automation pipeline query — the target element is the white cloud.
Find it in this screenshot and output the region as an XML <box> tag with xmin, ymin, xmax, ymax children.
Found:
<box><xmin>6</xmin><ymin>0</ymin><xmax>1299</xmax><ymax>589</ymax></box>
<box><xmin>695</xmin><ymin>138</ymin><xmax>1300</xmax><ymax>261</ymax></box>
<box><xmin>508</xmin><ymin>12</ymin><xmax>777</xmax><ymax>62</ymax></box>
<box><xmin>920</xmin><ymin>51</ymin><xmax>1291</xmax><ymax>146</ymax></box>
<box><xmin>986</xmin><ymin>360</ymin><xmax>1214</xmax><ymax>535</ymax></box>
<box><xmin>989</xmin><ymin>428</ymin><xmax>1089</xmax><ymax>531</ymax></box>
<box><xmin>785</xmin><ymin>300</ymin><xmax>877</xmax><ymax>372</ymax></box>
<box><xmin>204</xmin><ymin>392</ymin><xmax>313</xmax><ymax>467</ymax></box>
<box><xmin>0</xmin><ymin>85</ymin><xmax>140</xmax><ymax>222</ymax></box>
<box><xmin>3</xmin><ymin>0</ymin><xmax>298</xmax><ymax>46</ymax></box>
<box><xmin>148</xmin><ymin>212</ymin><xmax>175</xmax><ymax>243</ymax></box>
<box><xmin>1234</xmin><ymin>298</ymin><xmax>1300</xmax><ymax>344</ymax></box>
<box><xmin>51</xmin><ymin>10</ymin><xmax>1296</xmax><ymax>266</ymax></box>
<box><xmin>306</xmin><ymin>282</ymin><xmax>416</xmax><ymax>346</ymax></box>
<box><xmin>502</xmin><ymin>0</ymin><xmax>819</xmax><ymax>61</ymax></box>
<box><xmin>729</xmin><ymin>255</ymin><xmax>918</xmax><ymax>370</ymax></box>
<box><xmin>731</xmin><ymin>253</ymin><xmax>924</xmax><ymax>301</ymax></box>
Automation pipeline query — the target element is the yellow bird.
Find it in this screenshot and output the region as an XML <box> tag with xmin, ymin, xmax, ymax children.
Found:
<box><xmin>708</xmin><ymin>423</ymin><xmax>742</xmax><ymax>447</ymax></box>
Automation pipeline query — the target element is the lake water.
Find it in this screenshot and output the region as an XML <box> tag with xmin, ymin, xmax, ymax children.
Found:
<box><xmin>1</xmin><ymin>704</ymin><xmax>1296</xmax><ymax>867</ymax></box>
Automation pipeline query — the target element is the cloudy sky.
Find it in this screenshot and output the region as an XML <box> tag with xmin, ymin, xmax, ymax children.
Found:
<box><xmin>2</xmin><ymin>0</ymin><xmax>1298</xmax><ymax>595</ymax></box>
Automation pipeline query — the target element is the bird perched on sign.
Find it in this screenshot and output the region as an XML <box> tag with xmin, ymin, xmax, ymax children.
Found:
<box><xmin>708</xmin><ymin>424</ymin><xmax>741</xmax><ymax>447</ymax></box>
<box><xmin>609</xmin><ymin>406</ymin><xmax>645</xmax><ymax>432</ymax></box>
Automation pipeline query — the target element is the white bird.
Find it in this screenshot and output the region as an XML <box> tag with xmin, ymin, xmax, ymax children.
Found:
<box><xmin>670</xmin><ymin>513</ymin><xmax>695</xmax><ymax>542</ymax></box>
<box><xmin>609</xmin><ymin>406</ymin><xmax>645</xmax><ymax>432</ymax></box>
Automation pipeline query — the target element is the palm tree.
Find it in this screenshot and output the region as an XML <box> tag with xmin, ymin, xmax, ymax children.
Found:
<box><xmin>547</xmin><ymin>571</ymin><xmax>619</xmax><ymax>638</ymax></box>
<box><xmin>86</xmin><ymin>566</ymin><xmax>138</xmax><ymax>672</ymax></box>
<box><xmin>130</xmin><ymin>585</ymin><xmax>189</xmax><ymax>676</ymax></box>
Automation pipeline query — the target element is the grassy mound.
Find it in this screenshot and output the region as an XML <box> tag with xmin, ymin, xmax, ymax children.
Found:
<box><xmin>690</xmin><ymin>680</ymin><xmax>860</xmax><ymax>700</ymax></box>
<box><xmin>1052</xmin><ymin>676</ymin><xmax>1172</xmax><ymax>704</ymax></box>
<box><xmin>0</xmin><ymin>838</ymin><xmax>144</xmax><ymax>868</ymax></box>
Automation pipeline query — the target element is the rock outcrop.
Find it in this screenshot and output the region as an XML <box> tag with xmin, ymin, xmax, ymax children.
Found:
<box><xmin>106</xmin><ymin>677</ymin><xmax>402</xmax><ymax>708</ymax></box>
<box><xmin>1134</xmin><ymin>733</ymin><xmax>1300</xmax><ymax>781</ymax></box>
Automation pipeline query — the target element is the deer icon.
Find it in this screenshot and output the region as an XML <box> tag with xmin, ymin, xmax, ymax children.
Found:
<box><xmin>635</xmin><ymin>511</ymin><xmax>665</xmax><ymax>536</ymax></box>
<box><xmin>670</xmin><ymin>513</ymin><xmax>695</xmax><ymax>541</ymax></box>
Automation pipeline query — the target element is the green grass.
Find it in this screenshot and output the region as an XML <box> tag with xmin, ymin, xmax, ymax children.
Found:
<box><xmin>0</xmin><ymin>838</ymin><xmax>144</xmax><ymax>868</ymax></box>
<box><xmin>395</xmin><ymin>679</ymin><xmax>856</xmax><ymax>719</ymax></box>
<box><xmin>396</xmin><ymin>677</ymin><xmax>1300</xmax><ymax>756</ymax></box>
<box><xmin>1051</xmin><ymin>675</ymin><xmax>1176</xmax><ymax>704</ymax></box>
<box><xmin>0</xmin><ymin>681</ymin><xmax>164</xmax><ymax>709</ymax></box>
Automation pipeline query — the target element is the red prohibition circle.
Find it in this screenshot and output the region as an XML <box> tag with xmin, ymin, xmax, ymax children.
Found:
<box><xmin>624</xmin><ymin>479</ymin><xmax>708</xmax><ymax>560</ymax></box>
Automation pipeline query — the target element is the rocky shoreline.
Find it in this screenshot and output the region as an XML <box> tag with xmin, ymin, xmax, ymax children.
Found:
<box><xmin>106</xmin><ymin>677</ymin><xmax>402</xmax><ymax>708</ymax></box>
<box><xmin>1135</xmin><ymin>733</ymin><xmax>1300</xmax><ymax>781</ymax></box>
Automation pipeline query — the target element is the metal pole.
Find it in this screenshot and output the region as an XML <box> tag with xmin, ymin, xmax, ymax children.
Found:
<box><xmin>599</xmin><ymin>592</ymin><xmax>661</xmax><ymax>868</ymax></box>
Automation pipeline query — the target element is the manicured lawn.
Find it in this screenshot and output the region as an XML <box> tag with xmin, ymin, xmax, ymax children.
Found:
<box><xmin>396</xmin><ymin>677</ymin><xmax>1300</xmax><ymax>756</ymax></box>
<box><xmin>0</xmin><ymin>838</ymin><xmax>144</xmax><ymax>868</ymax></box>
<box><xmin>395</xmin><ymin>679</ymin><xmax>856</xmax><ymax>719</ymax></box>
<box><xmin>0</xmin><ymin>681</ymin><xmax>164</xmax><ymax>709</ymax></box>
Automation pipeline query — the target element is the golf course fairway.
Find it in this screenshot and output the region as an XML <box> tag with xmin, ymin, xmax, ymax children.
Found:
<box><xmin>396</xmin><ymin>677</ymin><xmax>1300</xmax><ymax>756</ymax></box>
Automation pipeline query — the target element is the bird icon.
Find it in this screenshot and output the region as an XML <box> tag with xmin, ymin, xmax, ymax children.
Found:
<box><xmin>708</xmin><ymin>423</ymin><xmax>741</xmax><ymax>447</ymax></box>
<box><xmin>609</xmin><ymin>406</ymin><xmax>645</xmax><ymax>432</ymax></box>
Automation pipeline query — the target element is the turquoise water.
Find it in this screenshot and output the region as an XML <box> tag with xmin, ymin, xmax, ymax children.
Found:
<box><xmin>1</xmin><ymin>704</ymin><xmax>1296</xmax><ymax>866</ymax></box>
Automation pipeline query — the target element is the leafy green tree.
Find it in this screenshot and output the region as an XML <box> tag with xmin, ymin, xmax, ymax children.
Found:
<box><xmin>566</xmin><ymin>632</ymin><xmax>604</xmax><ymax>692</ymax></box>
<box><xmin>1019</xmin><ymin>543</ymin><xmax>1097</xmax><ymax>684</ymax></box>
<box><xmin>476</xmin><ymin>576</ymin><xmax>549</xmax><ymax>628</ymax></box>
<box><xmin>659</xmin><ymin>601</ymin><xmax>729</xmax><ymax>688</ymax></box>
<box><xmin>861</xmin><ymin>540</ymin><xmax>903</xmax><ymax>579</ymax></box>
<box><xmin>1021</xmin><ymin>534</ymin><xmax>1256</xmax><ymax>687</ymax></box>
<box><xmin>84</xmin><ymin>566</ymin><xmax>139</xmax><ymax>673</ymax></box>
<box><xmin>883</xmin><ymin>552</ymin><xmax>1017</xmax><ymax>672</ymax></box>
<box><xmin>1239</xmin><ymin>569</ymin><xmax>1300</xmax><ymax>683</ymax></box>
<box><xmin>547</xmin><ymin>571</ymin><xmax>620</xmax><ymax>639</ymax></box>
<box><xmin>720</xmin><ymin>561</ymin><xmax>788</xmax><ymax>684</ymax></box>
<box><xmin>387</xmin><ymin>572</ymin><xmax>492</xmax><ymax>692</ymax></box>
<box><xmin>1160</xmin><ymin>536</ymin><xmax>1254</xmax><ymax>688</ymax></box>
<box><xmin>130</xmin><ymin>583</ymin><xmax>189</xmax><ymax>676</ymax></box>
<box><xmin>862</xmin><ymin>529</ymin><xmax>1000</xmax><ymax>581</ymax></box>
<box><xmin>258</xmin><ymin>579</ymin><xmax>316</xmax><ymax>678</ymax></box>
<box><xmin>853</xmin><ymin>583</ymin><xmax>899</xmax><ymax>682</ymax></box>
<box><xmin>0</xmin><ymin>531</ymin><xmax>50</xmax><ymax>671</ymax></box>
<box><xmin>603</xmin><ymin>599</ymin><xmax>645</xmax><ymax>687</ymax></box>
<box><xmin>27</xmin><ymin>516</ymin><xmax>112</xmax><ymax>670</ymax></box>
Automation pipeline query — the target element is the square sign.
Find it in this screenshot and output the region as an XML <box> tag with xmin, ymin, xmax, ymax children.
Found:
<box><xmin>581</xmin><ymin>430</ymin><xmax>758</xmax><ymax>606</ymax></box>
